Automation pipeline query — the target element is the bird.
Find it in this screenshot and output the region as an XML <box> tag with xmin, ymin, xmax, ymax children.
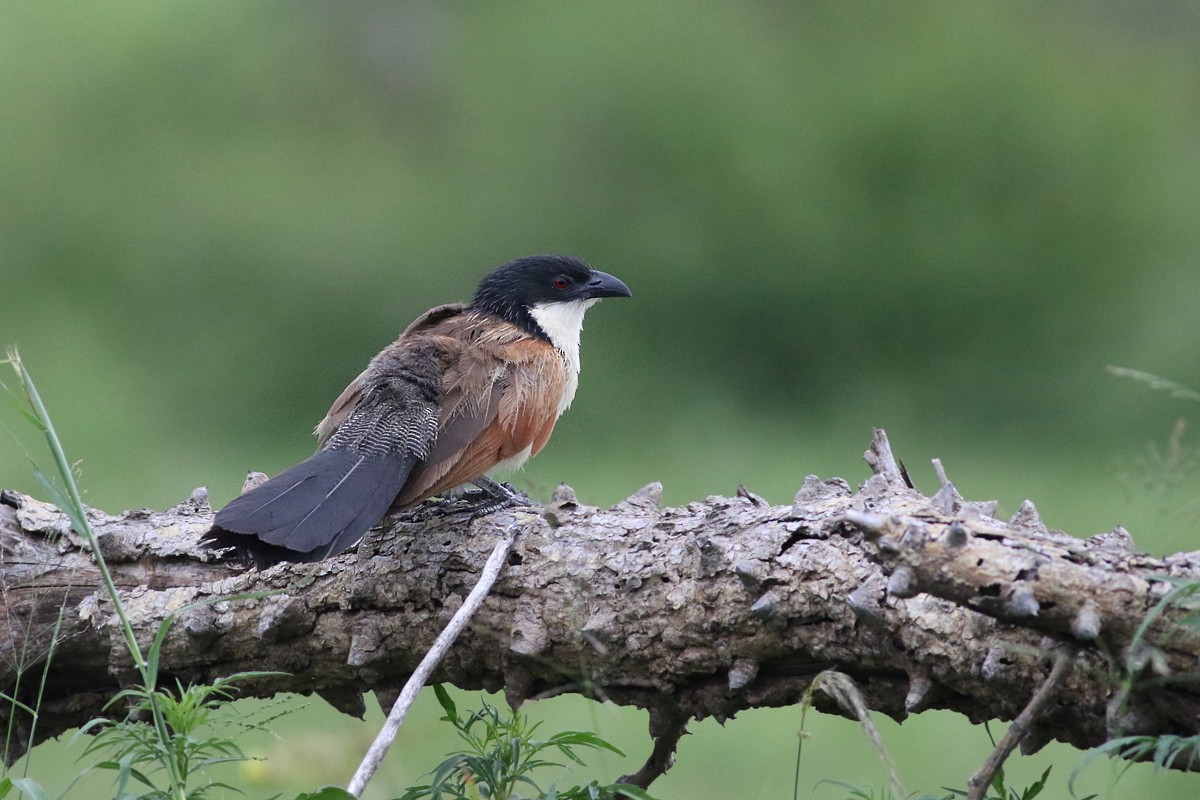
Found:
<box><xmin>201</xmin><ymin>254</ymin><xmax>631</xmax><ymax>567</ymax></box>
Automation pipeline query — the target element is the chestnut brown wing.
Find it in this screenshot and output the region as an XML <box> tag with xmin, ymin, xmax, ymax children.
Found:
<box><xmin>395</xmin><ymin>334</ymin><xmax>566</xmax><ymax>506</ymax></box>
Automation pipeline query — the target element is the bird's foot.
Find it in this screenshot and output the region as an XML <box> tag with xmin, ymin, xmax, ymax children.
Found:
<box><xmin>423</xmin><ymin>495</ymin><xmax>467</xmax><ymax>508</ymax></box>
<box><xmin>452</xmin><ymin>496</ymin><xmax>518</xmax><ymax>517</ymax></box>
<box><xmin>430</xmin><ymin>477</ymin><xmax>537</xmax><ymax>518</ymax></box>
<box><xmin>474</xmin><ymin>476</ymin><xmax>536</xmax><ymax>507</ymax></box>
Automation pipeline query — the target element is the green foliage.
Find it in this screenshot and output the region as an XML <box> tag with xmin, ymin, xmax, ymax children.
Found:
<box><xmin>397</xmin><ymin>685</ymin><xmax>655</xmax><ymax>800</ymax></box>
<box><xmin>4</xmin><ymin>352</ymin><xmax>284</xmax><ymax>800</ymax></box>
<box><xmin>1126</xmin><ymin>576</ymin><xmax>1200</xmax><ymax>679</ymax></box>
<box><xmin>818</xmin><ymin>781</ymin><xmax>953</xmax><ymax>800</ymax></box>
<box><xmin>944</xmin><ymin>766</ymin><xmax>1095</xmax><ymax>800</ymax></box>
<box><xmin>822</xmin><ymin>764</ymin><xmax>1096</xmax><ymax>800</ymax></box>
<box><xmin>1065</xmin><ymin>575</ymin><xmax>1200</xmax><ymax>795</ymax></box>
<box><xmin>0</xmin><ymin>777</ymin><xmax>44</xmax><ymax>800</ymax></box>
<box><xmin>1079</xmin><ymin>734</ymin><xmax>1200</xmax><ymax>776</ymax></box>
<box><xmin>76</xmin><ymin>673</ymin><xmax>282</xmax><ymax>800</ymax></box>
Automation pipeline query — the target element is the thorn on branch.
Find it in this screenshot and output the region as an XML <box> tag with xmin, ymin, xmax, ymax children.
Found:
<box><xmin>733</xmin><ymin>560</ymin><xmax>766</xmax><ymax>592</ymax></box>
<box><xmin>931</xmin><ymin>458</ymin><xmax>963</xmax><ymax>514</ymax></box>
<box><xmin>842</xmin><ymin>509</ymin><xmax>892</xmax><ymax>540</ymax></box>
<box><xmin>961</xmin><ymin>499</ymin><xmax>1000</xmax><ymax>520</ymax></box>
<box><xmin>846</xmin><ymin>574</ymin><xmax>888</xmax><ymax>625</ymax></box>
<box><xmin>863</xmin><ymin>429</ymin><xmax>907</xmax><ymax>487</ymax></box>
<box><xmin>551</xmin><ymin>483</ymin><xmax>578</xmax><ymax>505</ymax></box>
<box><xmin>347</xmin><ymin>626</ymin><xmax>382</xmax><ymax>668</ymax></box>
<box><xmin>981</xmin><ymin>645</ymin><xmax>1009</xmax><ymax>682</ymax></box>
<box><xmin>735</xmin><ymin>484</ymin><xmax>767</xmax><ymax>507</ymax></box>
<box><xmin>581</xmin><ymin>612</ymin><xmax>616</xmax><ymax>647</ymax></box>
<box><xmin>794</xmin><ymin>475</ymin><xmax>851</xmax><ymax>505</ymax></box>
<box><xmin>945</xmin><ymin>520</ymin><xmax>970</xmax><ymax>548</ymax></box>
<box><xmin>181</xmin><ymin>606</ymin><xmax>220</xmax><ymax>649</ymax></box>
<box><xmin>886</xmin><ymin>565</ymin><xmax>919</xmax><ymax>599</ymax></box>
<box><xmin>543</xmin><ymin>483</ymin><xmax>580</xmax><ymax>527</ymax></box>
<box><xmin>504</xmin><ymin>664</ymin><xmax>535</xmax><ymax>709</ymax></box>
<box><xmin>241</xmin><ymin>470</ymin><xmax>269</xmax><ymax>493</ymax></box>
<box><xmin>1007</xmin><ymin>585</ymin><xmax>1040</xmax><ymax>618</ymax></box>
<box><xmin>750</xmin><ymin>589</ymin><xmax>785</xmax><ymax>624</ymax></box>
<box><xmin>508</xmin><ymin>611</ymin><xmax>550</xmax><ymax>658</ymax></box>
<box><xmin>256</xmin><ymin>595</ymin><xmax>313</xmax><ymax>642</ymax></box>
<box><xmin>615</xmin><ymin>482</ymin><xmax>663</xmax><ymax>513</ymax></box>
<box><xmin>316</xmin><ymin>685</ymin><xmax>367</xmax><ymax>718</ymax></box>
<box><xmin>1071</xmin><ymin>603</ymin><xmax>1102</xmax><ymax>641</ymax></box>
<box><xmin>727</xmin><ymin>658</ymin><xmax>759</xmax><ymax>691</ymax></box>
<box><xmin>1010</xmin><ymin>499</ymin><xmax>1048</xmax><ymax>534</ymax></box>
<box><xmin>905</xmin><ymin>671</ymin><xmax>936</xmax><ymax>713</ymax></box>
<box><xmin>1088</xmin><ymin>524</ymin><xmax>1136</xmax><ymax>553</ymax></box>
<box><xmin>171</xmin><ymin>486</ymin><xmax>210</xmax><ymax>514</ymax></box>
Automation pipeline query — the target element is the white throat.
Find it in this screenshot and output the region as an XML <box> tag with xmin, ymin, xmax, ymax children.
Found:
<box><xmin>528</xmin><ymin>298</ymin><xmax>598</xmax><ymax>415</ymax></box>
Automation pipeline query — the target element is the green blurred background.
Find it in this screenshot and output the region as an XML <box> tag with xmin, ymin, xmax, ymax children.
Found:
<box><xmin>4</xmin><ymin>1</ymin><xmax>1200</xmax><ymax>797</ymax></box>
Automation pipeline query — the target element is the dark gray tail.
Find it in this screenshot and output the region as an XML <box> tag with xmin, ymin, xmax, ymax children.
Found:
<box><xmin>202</xmin><ymin>447</ymin><xmax>416</xmax><ymax>567</ymax></box>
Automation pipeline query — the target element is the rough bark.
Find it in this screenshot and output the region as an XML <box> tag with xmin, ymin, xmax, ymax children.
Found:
<box><xmin>2</xmin><ymin>430</ymin><xmax>1199</xmax><ymax>775</ymax></box>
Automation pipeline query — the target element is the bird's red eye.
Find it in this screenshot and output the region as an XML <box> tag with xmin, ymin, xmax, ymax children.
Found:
<box><xmin>552</xmin><ymin>276</ymin><xmax>570</xmax><ymax>290</ymax></box>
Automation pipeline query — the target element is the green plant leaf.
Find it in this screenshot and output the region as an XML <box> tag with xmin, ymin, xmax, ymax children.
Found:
<box><xmin>1017</xmin><ymin>766</ymin><xmax>1051</xmax><ymax>799</ymax></box>
<box><xmin>433</xmin><ymin>684</ymin><xmax>459</xmax><ymax>724</ymax></box>
<box><xmin>550</xmin><ymin>730</ymin><xmax>625</xmax><ymax>757</ymax></box>
<box><xmin>7</xmin><ymin>778</ymin><xmax>46</xmax><ymax>800</ymax></box>
<box><xmin>0</xmin><ymin>692</ymin><xmax>38</xmax><ymax>719</ymax></box>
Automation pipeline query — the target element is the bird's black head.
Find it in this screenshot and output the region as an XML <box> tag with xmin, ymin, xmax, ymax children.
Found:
<box><xmin>471</xmin><ymin>255</ymin><xmax>631</xmax><ymax>340</ymax></box>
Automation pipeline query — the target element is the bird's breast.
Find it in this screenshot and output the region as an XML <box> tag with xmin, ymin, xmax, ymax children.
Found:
<box><xmin>527</xmin><ymin>299</ymin><xmax>592</xmax><ymax>417</ymax></box>
<box><xmin>556</xmin><ymin>350</ymin><xmax>579</xmax><ymax>417</ymax></box>
<box><xmin>491</xmin><ymin>442</ymin><xmax>534</xmax><ymax>474</ymax></box>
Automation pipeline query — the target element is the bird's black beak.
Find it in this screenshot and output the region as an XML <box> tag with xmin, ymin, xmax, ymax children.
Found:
<box><xmin>585</xmin><ymin>270</ymin><xmax>632</xmax><ymax>299</ymax></box>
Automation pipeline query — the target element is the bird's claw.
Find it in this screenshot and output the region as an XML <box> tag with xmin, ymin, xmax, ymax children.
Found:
<box><xmin>426</xmin><ymin>477</ymin><xmax>538</xmax><ymax>518</ymax></box>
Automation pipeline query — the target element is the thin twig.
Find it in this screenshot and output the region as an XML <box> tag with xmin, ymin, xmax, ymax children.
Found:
<box><xmin>966</xmin><ymin>646</ymin><xmax>1077</xmax><ymax>800</ymax></box>
<box><xmin>346</xmin><ymin>522</ymin><xmax>518</xmax><ymax>797</ymax></box>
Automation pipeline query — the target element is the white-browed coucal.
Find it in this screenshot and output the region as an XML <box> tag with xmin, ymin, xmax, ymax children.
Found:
<box><xmin>201</xmin><ymin>254</ymin><xmax>630</xmax><ymax>566</ymax></box>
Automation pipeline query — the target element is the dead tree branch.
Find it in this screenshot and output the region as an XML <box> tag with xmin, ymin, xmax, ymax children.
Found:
<box><xmin>2</xmin><ymin>429</ymin><xmax>1199</xmax><ymax>781</ymax></box>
